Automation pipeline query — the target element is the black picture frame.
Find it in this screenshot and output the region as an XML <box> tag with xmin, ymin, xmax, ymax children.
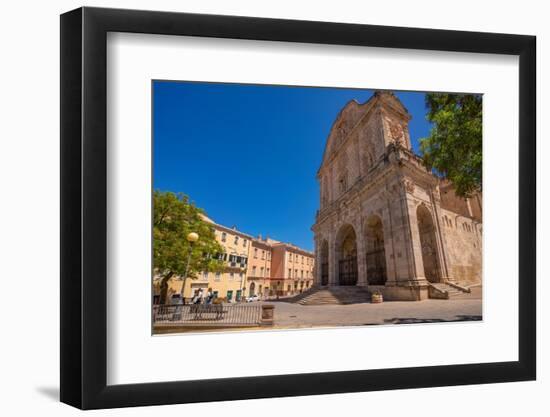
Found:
<box><xmin>60</xmin><ymin>6</ymin><xmax>536</xmax><ymax>410</ymax></box>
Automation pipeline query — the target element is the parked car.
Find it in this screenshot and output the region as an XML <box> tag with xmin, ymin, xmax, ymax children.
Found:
<box><xmin>246</xmin><ymin>295</ymin><xmax>259</xmax><ymax>302</ymax></box>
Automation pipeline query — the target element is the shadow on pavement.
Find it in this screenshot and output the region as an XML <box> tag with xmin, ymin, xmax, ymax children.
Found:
<box><xmin>384</xmin><ymin>315</ymin><xmax>482</xmax><ymax>324</ymax></box>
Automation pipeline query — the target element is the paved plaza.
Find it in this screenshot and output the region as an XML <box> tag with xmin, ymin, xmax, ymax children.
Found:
<box><xmin>268</xmin><ymin>292</ymin><xmax>481</xmax><ymax>329</ymax></box>
<box><xmin>156</xmin><ymin>287</ymin><xmax>482</xmax><ymax>334</ymax></box>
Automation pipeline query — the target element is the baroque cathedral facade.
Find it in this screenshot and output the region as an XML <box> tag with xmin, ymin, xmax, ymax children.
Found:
<box><xmin>312</xmin><ymin>91</ymin><xmax>482</xmax><ymax>301</ymax></box>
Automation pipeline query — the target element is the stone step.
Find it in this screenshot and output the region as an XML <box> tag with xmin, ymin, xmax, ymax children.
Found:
<box><xmin>430</xmin><ymin>283</ymin><xmax>471</xmax><ymax>299</ymax></box>
<box><xmin>293</xmin><ymin>287</ymin><xmax>371</xmax><ymax>305</ymax></box>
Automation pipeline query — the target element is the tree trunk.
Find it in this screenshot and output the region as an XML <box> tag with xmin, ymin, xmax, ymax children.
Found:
<box><xmin>159</xmin><ymin>272</ymin><xmax>174</xmax><ymax>305</ymax></box>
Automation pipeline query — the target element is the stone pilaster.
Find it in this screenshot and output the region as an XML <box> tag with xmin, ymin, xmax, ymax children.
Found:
<box><xmin>356</xmin><ymin>220</ymin><xmax>368</xmax><ymax>286</ymax></box>
<box><xmin>430</xmin><ymin>188</ymin><xmax>451</xmax><ymax>282</ymax></box>
<box><xmin>313</xmin><ymin>237</ymin><xmax>321</xmax><ymax>286</ymax></box>
<box><xmin>380</xmin><ymin>205</ymin><xmax>398</xmax><ymax>284</ymax></box>
<box><xmin>403</xmin><ymin>193</ymin><xmax>428</xmax><ymax>283</ymax></box>
<box><xmin>328</xmin><ymin>233</ymin><xmax>338</xmax><ymax>286</ymax></box>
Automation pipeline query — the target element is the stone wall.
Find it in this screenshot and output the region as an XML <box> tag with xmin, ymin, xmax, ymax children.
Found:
<box><xmin>440</xmin><ymin>208</ymin><xmax>482</xmax><ymax>283</ymax></box>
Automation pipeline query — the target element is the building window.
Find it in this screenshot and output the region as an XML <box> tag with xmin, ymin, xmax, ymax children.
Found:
<box><xmin>226</xmin><ymin>290</ymin><xmax>233</xmax><ymax>301</ymax></box>
<box><xmin>289</xmin><ymin>253</ymin><xmax>292</xmax><ymax>262</ymax></box>
<box><xmin>221</xmin><ymin>232</ymin><xmax>226</xmax><ymax>242</ymax></box>
<box><xmin>261</xmin><ymin>250</ymin><xmax>265</xmax><ymax>260</ymax></box>
<box><xmin>243</xmin><ymin>239</ymin><xmax>247</xmax><ymax>247</ymax></box>
<box><xmin>202</xmin><ymin>271</ymin><xmax>209</xmax><ymax>280</ymax></box>
<box><xmin>295</xmin><ymin>269</ymin><xmax>298</xmax><ymax>279</ymax></box>
<box><xmin>266</xmin><ymin>268</ymin><xmax>270</xmax><ymax>277</ymax></box>
<box><xmin>301</xmin><ymin>270</ymin><xmax>304</xmax><ymax>278</ymax></box>
<box><xmin>234</xmin><ymin>236</ymin><xmax>239</xmax><ymax>245</ymax></box>
<box><xmin>288</xmin><ymin>268</ymin><xmax>292</xmax><ymax>278</ymax></box>
<box><xmin>254</xmin><ymin>248</ymin><xmax>258</xmax><ymax>258</ymax></box>
<box><xmin>252</xmin><ymin>266</ymin><xmax>257</xmax><ymax>276</ymax></box>
<box><xmin>215</xmin><ymin>272</ymin><xmax>221</xmax><ymax>281</ymax></box>
<box><xmin>260</xmin><ymin>267</ymin><xmax>264</xmax><ymax>277</ymax></box>
<box><xmin>229</xmin><ymin>272</ymin><xmax>235</xmax><ymax>280</ymax></box>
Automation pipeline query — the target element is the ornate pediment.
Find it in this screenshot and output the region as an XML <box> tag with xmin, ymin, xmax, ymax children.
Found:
<box><xmin>325</xmin><ymin>100</ymin><xmax>362</xmax><ymax>153</ymax></box>
<box><xmin>318</xmin><ymin>91</ymin><xmax>412</xmax><ymax>176</ymax></box>
<box><xmin>319</xmin><ymin>100</ymin><xmax>367</xmax><ymax>174</ymax></box>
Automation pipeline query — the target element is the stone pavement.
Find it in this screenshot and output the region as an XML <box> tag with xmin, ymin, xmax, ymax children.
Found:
<box><xmin>267</xmin><ymin>287</ymin><xmax>482</xmax><ymax>328</ymax></box>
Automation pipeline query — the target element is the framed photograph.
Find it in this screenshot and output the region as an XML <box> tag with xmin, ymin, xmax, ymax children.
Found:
<box><xmin>60</xmin><ymin>6</ymin><xmax>536</xmax><ymax>409</ymax></box>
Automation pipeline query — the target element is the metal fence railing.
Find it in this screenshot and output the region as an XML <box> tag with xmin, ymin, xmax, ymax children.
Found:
<box><xmin>153</xmin><ymin>303</ymin><xmax>264</xmax><ymax>327</ymax></box>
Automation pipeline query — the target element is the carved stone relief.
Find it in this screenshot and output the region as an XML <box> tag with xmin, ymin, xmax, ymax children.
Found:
<box><xmin>402</xmin><ymin>178</ymin><xmax>415</xmax><ymax>194</ymax></box>
<box><xmin>389</xmin><ymin>122</ymin><xmax>405</xmax><ymax>145</ymax></box>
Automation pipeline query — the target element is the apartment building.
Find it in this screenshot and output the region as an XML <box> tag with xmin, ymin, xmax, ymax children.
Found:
<box><xmin>155</xmin><ymin>215</ymin><xmax>314</xmax><ymax>303</ymax></box>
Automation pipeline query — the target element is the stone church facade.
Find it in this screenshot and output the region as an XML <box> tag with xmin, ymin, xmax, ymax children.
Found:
<box><xmin>312</xmin><ymin>91</ymin><xmax>482</xmax><ymax>301</ymax></box>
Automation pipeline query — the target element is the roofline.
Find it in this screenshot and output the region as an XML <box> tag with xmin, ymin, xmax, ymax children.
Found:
<box><xmin>202</xmin><ymin>214</ymin><xmax>313</xmax><ymax>254</ymax></box>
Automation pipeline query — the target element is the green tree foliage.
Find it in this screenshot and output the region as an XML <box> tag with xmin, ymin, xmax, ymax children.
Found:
<box><xmin>419</xmin><ymin>93</ymin><xmax>482</xmax><ymax>197</ymax></box>
<box><xmin>153</xmin><ymin>191</ymin><xmax>224</xmax><ymax>304</ymax></box>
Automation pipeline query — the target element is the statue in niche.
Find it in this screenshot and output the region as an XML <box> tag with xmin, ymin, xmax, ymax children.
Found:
<box><xmin>389</xmin><ymin>122</ymin><xmax>404</xmax><ymax>146</ymax></box>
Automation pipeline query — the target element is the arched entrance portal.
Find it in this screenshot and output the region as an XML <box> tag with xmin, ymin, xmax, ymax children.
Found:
<box><xmin>417</xmin><ymin>205</ymin><xmax>440</xmax><ymax>283</ymax></box>
<box><xmin>365</xmin><ymin>215</ymin><xmax>387</xmax><ymax>285</ymax></box>
<box><xmin>336</xmin><ymin>224</ymin><xmax>358</xmax><ymax>286</ymax></box>
<box><xmin>320</xmin><ymin>239</ymin><xmax>329</xmax><ymax>286</ymax></box>
<box><xmin>249</xmin><ymin>282</ymin><xmax>256</xmax><ymax>297</ymax></box>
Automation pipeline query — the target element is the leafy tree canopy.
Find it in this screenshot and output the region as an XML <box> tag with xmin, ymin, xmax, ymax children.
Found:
<box><xmin>419</xmin><ymin>93</ymin><xmax>482</xmax><ymax>197</ymax></box>
<box><xmin>153</xmin><ymin>191</ymin><xmax>224</xmax><ymax>303</ymax></box>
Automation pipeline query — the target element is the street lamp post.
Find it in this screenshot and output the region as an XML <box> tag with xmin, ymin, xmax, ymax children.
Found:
<box><xmin>180</xmin><ymin>232</ymin><xmax>199</xmax><ymax>304</ymax></box>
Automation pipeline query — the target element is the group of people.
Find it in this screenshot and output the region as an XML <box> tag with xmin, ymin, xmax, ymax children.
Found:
<box><xmin>190</xmin><ymin>288</ymin><xmax>215</xmax><ymax>305</ymax></box>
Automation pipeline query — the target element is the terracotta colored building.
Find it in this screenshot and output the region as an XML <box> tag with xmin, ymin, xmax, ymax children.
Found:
<box><xmin>269</xmin><ymin>243</ymin><xmax>315</xmax><ymax>297</ymax></box>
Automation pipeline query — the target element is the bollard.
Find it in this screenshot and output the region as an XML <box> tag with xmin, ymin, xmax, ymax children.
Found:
<box><xmin>261</xmin><ymin>304</ymin><xmax>275</xmax><ymax>326</ymax></box>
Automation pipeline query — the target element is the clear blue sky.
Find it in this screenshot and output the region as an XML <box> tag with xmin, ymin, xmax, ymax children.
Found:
<box><xmin>153</xmin><ymin>81</ymin><xmax>432</xmax><ymax>251</ymax></box>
